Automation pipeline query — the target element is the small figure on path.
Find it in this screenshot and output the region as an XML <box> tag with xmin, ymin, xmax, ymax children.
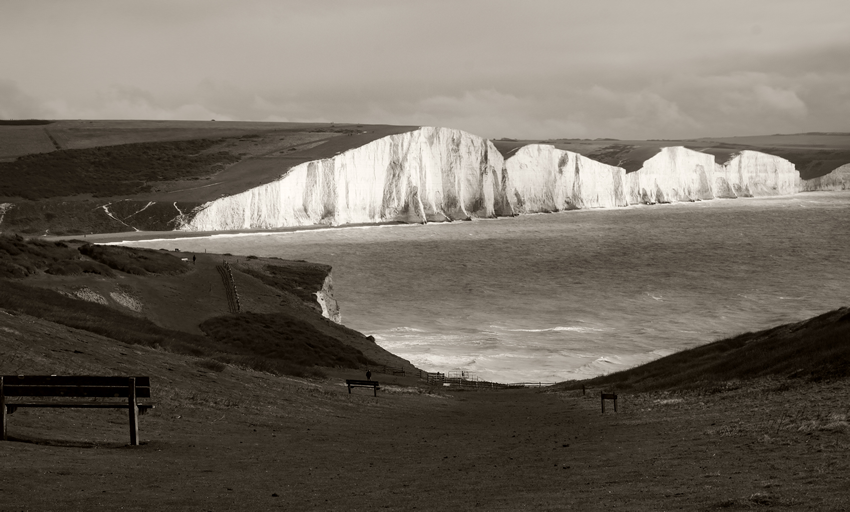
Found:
<box><xmin>192</xmin><ymin>254</ymin><xmax>196</xmax><ymax>265</ymax></box>
<box><xmin>366</xmin><ymin>370</ymin><xmax>372</xmax><ymax>381</ymax></box>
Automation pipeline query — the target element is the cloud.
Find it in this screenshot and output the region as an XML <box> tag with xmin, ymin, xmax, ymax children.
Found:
<box><xmin>2</xmin><ymin>2</ymin><xmax>849</xmax><ymax>138</ymax></box>
<box><xmin>0</xmin><ymin>80</ymin><xmax>54</xmax><ymax>119</ymax></box>
<box><xmin>45</xmin><ymin>83</ymin><xmax>226</xmax><ymax>121</ymax></box>
<box><xmin>753</xmin><ymin>85</ymin><xmax>807</xmax><ymax>116</ymax></box>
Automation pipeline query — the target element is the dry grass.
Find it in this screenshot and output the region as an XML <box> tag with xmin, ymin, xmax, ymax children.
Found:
<box><xmin>0</xmin><ymin>125</ymin><xmax>56</xmax><ymax>161</ymax></box>
<box><xmin>0</xmin><ymin>138</ymin><xmax>240</xmax><ymax>200</ymax></box>
<box><xmin>0</xmin><ymin>235</ymin><xmax>390</xmax><ymax>378</ymax></box>
<box><xmin>1</xmin><ymin>285</ymin><xmax>849</xmax><ymax>509</ymax></box>
<box><xmin>558</xmin><ymin>306</ymin><xmax>850</xmax><ymax>394</ymax></box>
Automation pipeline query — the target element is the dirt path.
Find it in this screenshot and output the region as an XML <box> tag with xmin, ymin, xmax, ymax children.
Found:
<box><xmin>2</xmin><ymin>380</ymin><xmax>848</xmax><ymax>511</ymax></box>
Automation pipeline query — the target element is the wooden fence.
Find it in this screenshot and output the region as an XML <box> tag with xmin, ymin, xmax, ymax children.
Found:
<box><xmin>216</xmin><ymin>261</ymin><xmax>241</xmax><ymax>314</ymax></box>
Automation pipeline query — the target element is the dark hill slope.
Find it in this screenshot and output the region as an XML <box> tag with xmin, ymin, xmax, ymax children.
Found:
<box><xmin>493</xmin><ymin>132</ymin><xmax>850</xmax><ymax>177</ymax></box>
<box><xmin>556</xmin><ymin>306</ymin><xmax>850</xmax><ymax>393</ymax></box>
<box><xmin>0</xmin><ymin>234</ymin><xmax>413</xmax><ymax>376</ymax></box>
<box><xmin>0</xmin><ymin>120</ymin><xmax>416</xmax><ymax>235</ymax></box>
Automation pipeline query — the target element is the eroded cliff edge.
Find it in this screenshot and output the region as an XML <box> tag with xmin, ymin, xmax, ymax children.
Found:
<box><xmin>181</xmin><ymin>127</ymin><xmax>511</xmax><ymax>231</ymax></box>
<box><xmin>179</xmin><ymin>128</ymin><xmax>848</xmax><ymax>232</ymax></box>
<box><xmin>3</xmin><ymin>126</ymin><xmax>847</xmax><ymax>235</ymax></box>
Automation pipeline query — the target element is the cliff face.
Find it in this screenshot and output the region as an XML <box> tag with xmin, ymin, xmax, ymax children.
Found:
<box><xmin>715</xmin><ymin>150</ymin><xmax>801</xmax><ymax>198</ymax></box>
<box><xmin>504</xmin><ymin>144</ymin><xmax>628</xmax><ymax>212</ymax></box>
<box><xmin>181</xmin><ymin>127</ymin><xmax>510</xmax><ymax>231</ymax></box>
<box><xmin>627</xmin><ymin>146</ymin><xmax>715</xmax><ymax>204</ymax></box>
<box><xmin>800</xmin><ymin>163</ymin><xmax>850</xmax><ymax>191</ymax></box>
<box><xmin>165</xmin><ymin>128</ymin><xmax>846</xmax><ymax>232</ymax></box>
<box><xmin>315</xmin><ymin>274</ymin><xmax>342</xmax><ymax>324</ymax></box>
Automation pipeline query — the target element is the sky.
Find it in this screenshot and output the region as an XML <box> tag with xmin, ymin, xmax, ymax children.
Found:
<box><xmin>1</xmin><ymin>0</ymin><xmax>849</xmax><ymax>140</ymax></box>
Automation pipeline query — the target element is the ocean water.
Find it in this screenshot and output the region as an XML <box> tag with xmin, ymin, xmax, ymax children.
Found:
<box><xmin>119</xmin><ymin>192</ymin><xmax>850</xmax><ymax>383</ymax></box>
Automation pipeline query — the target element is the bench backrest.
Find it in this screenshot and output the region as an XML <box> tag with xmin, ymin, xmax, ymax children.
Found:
<box><xmin>346</xmin><ymin>380</ymin><xmax>378</xmax><ymax>386</ymax></box>
<box><xmin>1</xmin><ymin>376</ymin><xmax>151</xmax><ymax>398</ymax></box>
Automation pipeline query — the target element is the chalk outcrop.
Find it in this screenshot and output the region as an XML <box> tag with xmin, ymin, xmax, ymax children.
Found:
<box><xmin>801</xmin><ymin>163</ymin><xmax>850</xmax><ymax>191</ymax></box>
<box><xmin>504</xmin><ymin>144</ymin><xmax>628</xmax><ymax>212</ymax></box>
<box><xmin>715</xmin><ymin>150</ymin><xmax>801</xmax><ymax>198</ymax></box>
<box><xmin>316</xmin><ymin>274</ymin><xmax>342</xmax><ymax>324</ymax></box>
<box><xmin>627</xmin><ymin>147</ymin><xmax>715</xmax><ymax>204</ymax></box>
<box><xmin>174</xmin><ymin>126</ymin><xmax>847</xmax><ymax>233</ymax></box>
<box><xmin>182</xmin><ymin>127</ymin><xmax>511</xmax><ymax>231</ymax></box>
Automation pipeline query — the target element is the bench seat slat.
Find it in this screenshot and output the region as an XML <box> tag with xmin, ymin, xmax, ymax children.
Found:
<box><xmin>6</xmin><ymin>402</ymin><xmax>154</xmax><ymax>409</ymax></box>
<box><xmin>3</xmin><ymin>386</ymin><xmax>151</xmax><ymax>398</ymax></box>
<box><xmin>1</xmin><ymin>376</ymin><xmax>150</xmax><ymax>387</ymax></box>
<box><xmin>346</xmin><ymin>380</ymin><xmax>379</xmax><ymax>386</ymax></box>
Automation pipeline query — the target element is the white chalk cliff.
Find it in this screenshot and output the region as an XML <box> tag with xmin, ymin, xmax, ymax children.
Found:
<box><xmin>182</xmin><ymin>127</ymin><xmax>510</xmax><ymax>230</ymax></box>
<box><xmin>715</xmin><ymin>150</ymin><xmax>801</xmax><ymax>198</ymax></box>
<box><xmin>178</xmin><ymin>127</ymin><xmax>846</xmax><ymax>232</ymax></box>
<box><xmin>627</xmin><ymin>146</ymin><xmax>715</xmax><ymax>204</ymax></box>
<box><xmin>504</xmin><ymin>144</ymin><xmax>628</xmax><ymax>212</ymax></box>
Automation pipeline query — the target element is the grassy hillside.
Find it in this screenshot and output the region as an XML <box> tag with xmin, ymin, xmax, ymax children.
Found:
<box><xmin>494</xmin><ymin>132</ymin><xmax>850</xmax><ymax>177</ymax></box>
<box><xmin>0</xmin><ymin>120</ymin><xmax>417</xmax><ymax>235</ymax></box>
<box><xmin>556</xmin><ymin>306</ymin><xmax>850</xmax><ymax>393</ymax></box>
<box><xmin>1</xmin><ymin>295</ymin><xmax>848</xmax><ymax>510</ymax></box>
<box><xmin>0</xmin><ymin>139</ymin><xmax>240</xmax><ymax>200</ymax></box>
<box><xmin>0</xmin><ymin>234</ymin><xmax>412</xmax><ymax>377</ymax></box>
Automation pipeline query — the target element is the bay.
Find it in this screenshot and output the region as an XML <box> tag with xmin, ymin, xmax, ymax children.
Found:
<box><xmin>120</xmin><ymin>192</ymin><xmax>850</xmax><ymax>383</ymax></box>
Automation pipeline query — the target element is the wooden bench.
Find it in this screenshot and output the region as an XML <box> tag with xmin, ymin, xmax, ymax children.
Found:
<box><xmin>1</xmin><ymin>375</ymin><xmax>154</xmax><ymax>445</ymax></box>
<box><xmin>601</xmin><ymin>392</ymin><xmax>618</xmax><ymax>413</ymax></box>
<box><xmin>345</xmin><ymin>379</ymin><xmax>380</xmax><ymax>397</ymax></box>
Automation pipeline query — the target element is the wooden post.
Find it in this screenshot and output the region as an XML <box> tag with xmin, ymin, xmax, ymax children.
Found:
<box><xmin>601</xmin><ymin>393</ymin><xmax>618</xmax><ymax>414</ymax></box>
<box><xmin>1</xmin><ymin>376</ymin><xmax>6</xmax><ymax>441</ymax></box>
<box><xmin>128</xmin><ymin>377</ymin><xmax>139</xmax><ymax>446</ymax></box>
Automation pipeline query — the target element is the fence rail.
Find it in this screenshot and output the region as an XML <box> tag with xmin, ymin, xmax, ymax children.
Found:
<box><xmin>414</xmin><ymin>370</ymin><xmax>555</xmax><ymax>390</ymax></box>
<box><xmin>216</xmin><ymin>261</ymin><xmax>241</xmax><ymax>314</ymax></box>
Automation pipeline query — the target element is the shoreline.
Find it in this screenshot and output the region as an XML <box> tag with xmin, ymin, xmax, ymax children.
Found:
<box><xmin>45</xmin><ymin>190</ymin><xmax>849</xmax><ymax>246</ymax></box>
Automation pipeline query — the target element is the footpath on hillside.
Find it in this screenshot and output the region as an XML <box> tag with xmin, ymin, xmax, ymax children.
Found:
<box><xmin>2</xmin><ymin>377</ymin><xmax>848</xmax><ymax>511</ymax></box>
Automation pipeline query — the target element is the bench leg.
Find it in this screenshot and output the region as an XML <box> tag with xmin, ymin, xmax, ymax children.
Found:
<box><xmin>347</xmin><ymin>385</ymin><xmax>352</xmax><ymax>394</ymax></box>
<box><xmin>1</xmin><ymin>376</ymin><xmax>6</xmax><ymax>441</ymax></box>
<box><xmin>128</xmin><ymin>377</ymin><xmax>139</xmax><ymax>446</ymax></box>
<box><xmin>373</xmin><ymin>386</ymin><xmax>377</xmax><ymax>398</ymax></box>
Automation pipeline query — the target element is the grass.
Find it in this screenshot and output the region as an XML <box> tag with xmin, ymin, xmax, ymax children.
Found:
<box><xmin>0</xmin><ymin>280</ymin><xmax>215</xmax><ymax>355</ymax></box>
<box><xmin>0</xmin><ymin>234</ymin><xmax>188</xmax><ymax>277</ymax></box>
<box><xmin>0</xmin><ymin>280</ymin><xmax>365</xmax><ymax>377</ymax></box>
<box><xmin>559</xmin><ymin>307</ymin><xmax>850</xmax><ymax>393</ymax></box>
<box><xmin>0</xmin><ymin>234</ymin><xmax>115</xmax><ymax>278</ymax></box>
<box><xmin>240</xmin><ymin>262</ymin><xmax>332</xmax><ymax>304</ymax></box>
<box><xmin>0</xmin><ymin>234</ymin><xmax>374</xmax><ymax>378</ymax></box>
<box><xmin>0</xmin><ymin>138</ymin><xmax>240</xmax><ymax>200</ymax></box>
<box><xmin>78</xmin><ymin>243</ymin><xmax>189</xmax><ymax>275</ymax></box>
<box><xmin>199</xmin><ymin>312</ymin><xmax>372</xmax><ymax>370</ymax></box>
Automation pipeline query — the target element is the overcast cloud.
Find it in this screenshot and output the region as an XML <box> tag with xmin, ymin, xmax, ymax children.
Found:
<box><xmin>1</xmin><ymin>0</ymin><xmax>848</xmax><ymax>139</ymax></box>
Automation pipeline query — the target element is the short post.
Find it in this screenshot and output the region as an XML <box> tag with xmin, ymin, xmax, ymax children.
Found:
<box><xmin>128</xmin><ymin>377</ymin><xmax>139</xmax><ymax>446</ymax></box>
<box><xmin>1</xmin><ymin>376</ymin><xmax>6</xmax><ymax>441</ymax></box>
<box><xmin>601</xmin><ymin>392</ymin><xmax>618</xmax><ymax>414</ymax></box>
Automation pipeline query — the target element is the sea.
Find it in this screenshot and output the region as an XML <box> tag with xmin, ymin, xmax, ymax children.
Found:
<box><xmin>117</xmin><ymin>192</ymin><xmax>850</xmax><ymax>384</ymax></box>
